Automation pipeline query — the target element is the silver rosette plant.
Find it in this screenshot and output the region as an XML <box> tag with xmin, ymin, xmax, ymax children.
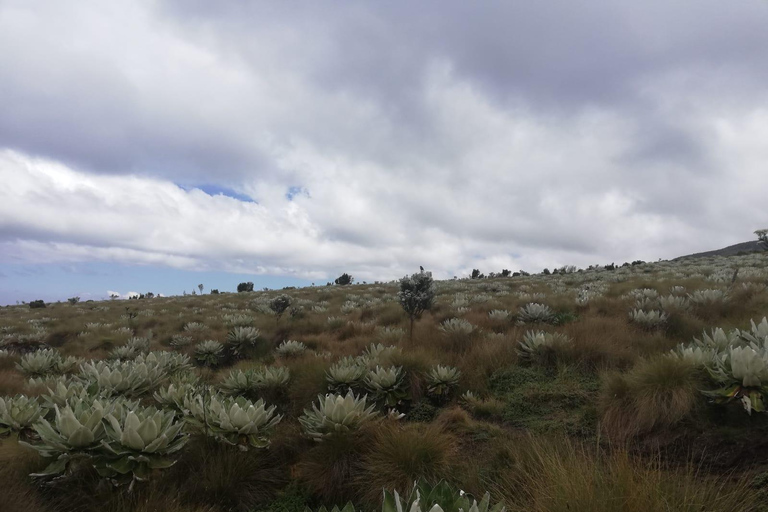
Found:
<box><xmin>97</xmin><ymin>405</ymin><xmax>187</xmax><ymax>483</ymax></box>
<box><xmin>226</xmin><ymin>326</ymin><xmax>261</xmax><ymax>357</ymax></box>
<box><xmin>0</xmin><ymin>395</ymin><xmax>45</xmax><ymax>436</ymax></box>
<box><xmin>194</xmin><ymin>340</ymin><xmax>224</xmax><ymax>367</ymax></box>
<box><xmin>184</xmin><ymin>394</ymin><xmax>282</xmax><ymax>449</ymax></box>
<box><xmin>365</xmin><ymin>366</ymin><xmax>408</xmax><ymax>407</ymax></box>
<box><xmin>275</xmin><ymin>339</ymin><xmax>307</xmax><ymax>358</ymax></box>
<box><xmin>425</xmin><ymin>365</ymin><xmax>461</xmax><ymax>398</ymax></box>
<box><xmin>299</xmin><ymin>390</ymin><xmax>378</xmax><ymax>441</ymax></box>
<box><xmin>326</xmin><ymin>360</ymin><xmax>367</xmax><ymax>393</ymax></box>
<box><xmin>21</xmin><ymin>396</ymin><xmax>108</xmax><ymax>476</ymax></box>
<box><xmin>704</xmin><ymin>345</ymin><xmax>768</xmax><ymax>414</ymax></box>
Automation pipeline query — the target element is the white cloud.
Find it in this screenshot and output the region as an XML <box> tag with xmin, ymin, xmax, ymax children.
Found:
<box><xmin>1</xmin><ymin>0</ymin><xmax>767</xmax><ymax>283</ymax></box>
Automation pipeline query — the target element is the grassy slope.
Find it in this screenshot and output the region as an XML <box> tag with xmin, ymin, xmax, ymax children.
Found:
<box><xmin>1</xmin><ymin>252</ymin><xmax>767</xmax><ymax>512</ymax></box>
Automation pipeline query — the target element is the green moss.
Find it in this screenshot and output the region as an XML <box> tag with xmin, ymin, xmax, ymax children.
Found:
<box><xmin>490</xmin><ymin>365</ymin><xmax>599</xmax><ymax>436</ymax></box>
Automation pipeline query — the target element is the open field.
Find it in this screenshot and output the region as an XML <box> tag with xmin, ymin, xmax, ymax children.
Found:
<box><xmin>2</xmin><ymin>253</ymin><xmax>768</xmax><ymax>512</ymax></box>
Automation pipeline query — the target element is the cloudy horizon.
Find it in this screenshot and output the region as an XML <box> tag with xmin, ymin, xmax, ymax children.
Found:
<box><xmin>1</xmin><ymin>0</ymin><xmax>767</xmax><ymax>305</ymax></box>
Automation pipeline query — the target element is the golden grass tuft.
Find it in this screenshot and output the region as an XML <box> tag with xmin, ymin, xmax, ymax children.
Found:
<box><xmin>355</xmin><ymin>423</ymin><xmax>458</xmax><ymax>505</ymax></box>
<box><xmin>599</xmin><ymin>356</ymin><xmax>701</xmax><ymax>440</ymax></box>
<box><xmin>492</xmin><ymin>435</ymin><xmax>756</xmax><ymax>512</ymax></box>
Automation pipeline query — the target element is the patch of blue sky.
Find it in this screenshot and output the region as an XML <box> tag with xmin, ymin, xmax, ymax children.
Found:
<box><xmin>286</xmin><ymin>186</ymin><xmax>310</xmax><ymax>201</ymax></box>
<box><xmin>0</xmin><ymin>262</ymin><xmax>314</xmax><ymax>306</ymax></box>
<box><xmin>178</xmin><ymin>183</ymin><xmax>256</xmax><ymax>203</ymax></box>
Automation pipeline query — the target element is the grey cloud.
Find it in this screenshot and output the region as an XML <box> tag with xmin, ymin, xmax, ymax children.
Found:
<box><xmin>1</xmin><ymin>0</ymin><xmax>767</xmax><ymax>279</ymax></box>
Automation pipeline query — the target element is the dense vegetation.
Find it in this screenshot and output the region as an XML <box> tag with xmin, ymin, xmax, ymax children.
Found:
<box><xmin>2</xmin><ymin>253</ymin><xmax>768</xmax><ymax>512</ymax></box>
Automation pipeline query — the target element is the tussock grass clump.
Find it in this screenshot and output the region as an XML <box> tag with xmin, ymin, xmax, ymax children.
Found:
<box><xmin>600</xmin><ymin>355</ymin><xmax>702</xmax><ymax>439</ymax></box>
<box><xmin>355</xmin><ymin>423</ymin><xmax>457</xmax><ymax>505</ymax></box>
<box><xmin>492</xmin><ymin>435</ymin><xmax>756</xmax><ymax>512</ymax></box>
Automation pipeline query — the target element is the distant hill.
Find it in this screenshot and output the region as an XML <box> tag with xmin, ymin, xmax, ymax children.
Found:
<box><xmin>674</xmin><ymin>241</ymin><xmax>766</xmax><ymax>260</ymax></box>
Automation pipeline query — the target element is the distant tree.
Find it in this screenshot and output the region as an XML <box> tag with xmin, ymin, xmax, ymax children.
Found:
<box><xmin>269</xmin><ymin>295</ymin><xmax>292</xmax><ymax>323</ymax></box>
<box><xmin>398</xmin><ymin>269</ymin><xmax>436</xmax><ymax>341</ymax></box>
<box><xmin>198</xmin><ymin>284</ymin><xmax>204</xmax><ymax>294</ymax></box>
<box><xmin>237</xmin><ymin>282</ymin><xmax>254</xmax><ymax>293</ymax></box>
<box><xmin>470</xmin><ymin>269</ymin><xmax>482</xmax><ymax>280</ymax></box>
<box><xmin>334</xmin><ymin>273</ymin><xmax>354</xmax><ymax>286</ymax></box>
<box><xmin>29</xmin><ymin>300</ymin><xmax>46</xmax><ymax>309</ymax></box>
<box><xmin>542</xmin><ymin>268</ymin><xmax>551</xmax><ymax>275</ymax></box>
<box><xmin>500</xmin><ymin>269</ymin><xmax>511</xmax><ymax>277</ymax></box>
<box><xmin>756</xmin><ymin>229</ymin><xmax>768</xmax><ymax>250</ymax></box>
<box><xmin>145</xmin><ymin>292</ymin><xmax>155</xmax><ymax>299</ymax></box>
<box><xmin>110</xmin><ymin>294</ymin><xmax>119</xmax><ymax>300</ymax></box>
<box><xmin>67</xmin><ymin>297</ymin><xmax>80</xmax><ymax>305</ymax></box>
<box><xmin>210</xmin><ymin>289</ymin><xmax>219</xmax><ymax>294</ymax></box>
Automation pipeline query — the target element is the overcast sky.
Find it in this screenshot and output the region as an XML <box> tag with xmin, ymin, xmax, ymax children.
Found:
<box><xmin>1</xmin><ymin>0</ymin><xmax>767</xmax><ymax>304</ymax></box>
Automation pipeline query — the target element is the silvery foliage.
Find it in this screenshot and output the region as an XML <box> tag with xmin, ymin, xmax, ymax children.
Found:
<box><xmin>670</xmin><ymin>345</ymin><xmax>719</xmax><ymax>368</ymax></box>
<box><xmin>439</xmin><ymin>318</ymin><xmax>476</xmax><ymax>336</ymax></box>
<box><xmin>326</xmin><ymin>359</ymin><xmax>367</xmax><ymax>393</ymax></box>
<box><xmin>740</xmin><ymin>282</ymin><xmax>767</xmax><ymax>295</ymax></box>
<box><xmin>194</xmin><ymin>340</ymin><xmax>224</xmax><ymax>366</ymax></box>
<box><xmin>326</xmin><ymin>316</ymin><xmax>345</xmax><ymax>329</ymax></box>
<box><xmin>693</xmin><ymin>328</ymin><xmax>741</xmax><ymax>352</ymax></box>
<box><xmin>362</xmin><ymin>343</ymin><xmax>402</xmax><ymax>367</ymax></box>
<box><xmin>488</xmin><ymin>310</ymin><xmax>511</xmax><ymax>321</ymax></box>
<box><xmin>299</xmin><ymin>390</ymin><xmax>378</xmax><ymax>441</ymax></box>
<box><xmin>222</xmin><ymin>314</ymin><xmax>253</xmax><ymax>327</ymax></box>
<box><xmin>516</xmin><ymin>292</ymin><xmax>547</xmax><ymax>302</ymax></box>
<box><xmin>340</xmin><ymin>301</ymin><xmax>359</xmax><ymax>314</ymax></box>
<box><xmin>183</xmin><ymin>322</ymin><xmax>207</xmax><ymax>333</ymax></box>
<box><xmin>450</xmin><ymin>293</ymin><xmax>470</xmax><ymax>309</ymax></box>
<box><xmin>219</xmin><ymin>366</ymin><xmax>291</xmax><ymax>395</ymax></box>
<box><xmin>627</xmin><ymin>288</ymin><xmax>659</xmax><ymax>301</ymax></box>
<box><xmin>426</xmin><ymin>365</ymin><xmax>461</xmax><ymax>397</ymax></box>
<box><xmin>398</xmin><ymin>270</ymin><xmax>436</xmax><ymax>321</ymax></box>
<box><xmin>628</xmin><ymin>309</ymin><xmax>669</xmax><ymax>329</ymax></box>
<box><xmin>688</xmin><ymin>289</ymin><xmax>729</xmax><ymax>306</ymax></box>
<box><xmin>134</xmin><ymin>351</ymin><xmax>191</xmax><ymax>375</ymax></box>
<box><xmin>382</xmin><ymin>479</ymin><xmax>506</xmax><ymax>512</ymax></box>
<box><xmin>259</xmin><ymin>366</ymin><xmax>292</xmax><ymax>388</ymax></box>
<box><xmin>98</xmin><ymin>404</ymin><xmax>188</xmax><ymax>482</ymax></box>
<box><xmin>40</xmin><ymin>380</ymin><xmax>90</xmax><ymax>409</ymax></box>
<box><xmin>365</xmin><ymin>366</ymin><xmax>408</xmax><ymax>407</ymax></box>
<box><xmin>576</xmin><ymin>287</ymin><xmax>602</xmax><ymax>306</ymax></box>
<box><xmin>0</xmin><ymin>395</ymin><xmax>45</xmax><ymax>434</ymax></box>
<box><xmin>170</xmin><ymin>334</ymin><xmax>193</xmax><ymax>347</ymax></box>
<box><xmin>18</xmin><ymin>348</ymin><xmax>66</xmax><ymax>377</ymax></box>
<box><xmin>275</xmin><ymin>339</ymin><xmax>307</xmax><ymax>357</ymax></box>
<box><xmin>184</xmin><ymin>393</ymin><xmax>282</xmax><ymax>449</ymax></box>
<box><xmin>114</xmin><ymin>326</ymin><xmax>133</xmax><ymax>337</ymax></box>
<box><xmin>735</xmin><ymin>317</ymin><xmax>768</xmax><ymax>348</ymax></box>
<box><xmin>79</xmin><ymin>359</ymin><xmax>167</xmax><ymax>397</ymax></box>
<box><xmin>21</xmin><ymin>395</ymin><xmax>109</xmax><ymax>476</ymax></box>
<box><xmin>518</xmin><ymin>330</ymin><xmax>571</xmax><ymax>360</ymax></box>
<box><xmin>674</xmin><ymin>318</ymin><xmax>768</xmax><ymax>414</ymax></box>
<box><xmin>153</xmin><ymin>382</ymin><xmax>198</xmax><ymax>411</ymax></box>
<box><xmin>374</xmin><ymin>326</ymin><xmax>405</xmax><ymax>344</ymax></box>
<box><xmin>109</xmin><ymin>345</ymin><xmax>140</xmax><ymax>361</ymax></box>
<box><xmin>460</xmin><ymin>390</ymin><xmax>483</xmax><ymax>408</ymax></box>
<box><xmin>516</xmin><ymin>303</ymin><xmax>555</xmax><ymax>324</ymax></box>
<box><xmin>658</xmin><ymin>295</ymin><xmax>691</xmax><ymax>313</ymax></box>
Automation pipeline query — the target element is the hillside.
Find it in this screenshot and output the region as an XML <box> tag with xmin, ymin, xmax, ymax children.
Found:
<box><xmin>675</xmin><ymin>240</ymin><xmax>765</xmax><ymax>260</ymax></box>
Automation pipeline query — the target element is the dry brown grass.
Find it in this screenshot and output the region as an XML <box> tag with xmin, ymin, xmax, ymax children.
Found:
<box><xmin>355</xmin><ymin>422</ymin><xmax>458</xmax><ymax>505</ymax></box>
<box><xmin>558</xmin><ymin>316</ymin><xmax>641</xmax><ymax>369</ymax></box>
<box><xmin>599</xmin><ymin>356</ymin><xmax>702</xmax><ymax>440</ymax></box>
<box><xmin>295</xmin><ymin>428</ymin><xmax>375</xmax><ymax>504</ymax></box>
<box><xmin>492</xmin><ymin>435</ymin><xmax>756</xmax><ymax>512</ymax></box>
<box><xmin>0</xmin><ymin>368</ymin><xmax>27</xmax><ymax>396</ymax></box>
